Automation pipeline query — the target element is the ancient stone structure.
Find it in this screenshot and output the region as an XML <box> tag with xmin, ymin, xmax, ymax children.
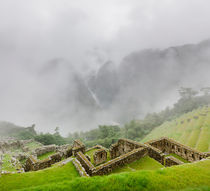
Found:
<box><xmin>146</xmin><ymin>137</ymin><xmax>206</xmax><ymax>162</ymax></box>
<box><xmin>93</xmin><ymin>149</ymin><xmax>107</xmax><ymax>165</ymax></box>
<box><xmin>34</xmin><ymin>145</ymin><xmax>56</xmax><ymax>157</ymax></box>
<box><xmin>110</xmin><ymin>139</ymin><xmax>146</xmax><ymax>159</ymax></box>
<box><xmin>165</xmin><ymin>156</ymin><xmax>184</xmax><ymax>167</ymax></box>
<box><xmin>76</xmin><ymin>151</ymin><xmax>95</xmax><ymax>175</ymax></box>
<box><xmin>72</xmin><ymin>140</ymin><xmax>86</xmax><ymax>156</ymax></box>
<box><xmin>24</xmin><ymin>152</ymin><xmax>63</xmax><ymax>172</ymax></box>
<box><xmin>85</xmin><ymin>145</ymin><xmax>105</xmax><ymax>152</ymax></box>
<box><xmin>92</xmin><ymin>147</ymin><xmax>148</xmax><ymax>176</ymax></box>
<box><xmin>0</xmin><ymin>139</ymin><xmax>38</xmax><ymax>154</ymax></box>
<box><xmin>74</xmin><ymin>137</ymin><xmax>209</xmax><ymax>177</ymax></box>
<box><xmin>146</xmin><ymin>144</ymin><xmax>165</xmax><ymax>165</ymax></box>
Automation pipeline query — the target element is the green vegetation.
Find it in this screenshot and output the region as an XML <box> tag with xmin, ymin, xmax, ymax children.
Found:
<box><xmin>165</xmin><ymin>153</ymin><xmax>189</xmax><ymax>163</ymax></box>
<box><xmin>0</xmin><ymin>161</ymin><xmax>79</xmax><ymax>191</ymax></box>
<box><xmin>34</xmin><ymin>132</ymin><xmax>66</xmax><ymax>146</ymax></box>
<box><xmin>5</xmin><ymin>158</ymin><xmax>209</xmax><ymax>191</ymax></box>
<box><xmin>1</xmin><ymin>154</ymin><xmax>17</xmax><ymax>172</ymax></box>
<box><xmin>112</xmin><ymin>156</ymin><xmax>163</xmax><ymax>174</ymax></box>
<box><xmin>37</xmin><ymin>151</ymin><xmax>56</xmax><ymax>160</ymax></box>
<box><xmin>85</xmin><ymin>149</ymin><xmax>99</xmax><ymax>164</ymax></box>
<box><xmin>142</xmin><ymin>107</ymin><xmax>210</xmax><ymax>152</ymax></box>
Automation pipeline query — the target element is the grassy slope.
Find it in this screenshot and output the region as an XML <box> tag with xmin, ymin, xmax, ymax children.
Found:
<box><xmin>0</xmin><ymin>162</ymin><xmax>79</xmax><ymax>191</ymax></box>
<box><xmin>17</xmin><ymin>159</ymin><xmax>210</xmax><ymax>191</ymax></box>
<box><xmin>112</xmin><ymin>156</ymin><xmax>163</xmax><ymax>173</ymax></box>
<box><xmin>142</xmin><ymin>107</ymin><xmax>210</xmax><ymax>152</ymax></box>
<box><xmin>1</xmin><ymin>154</ymin><xmax>18</xmax><ymax>172</ymax></box>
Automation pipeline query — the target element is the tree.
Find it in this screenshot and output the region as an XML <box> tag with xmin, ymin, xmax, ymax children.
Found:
<box><xmin>178</xmin><ymin>87</ymin><xmax>198</xmax><ymax>99</ymax></box>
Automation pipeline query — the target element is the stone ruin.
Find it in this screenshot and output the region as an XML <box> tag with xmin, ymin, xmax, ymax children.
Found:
<box><xmin>34</xmin><ymin>145</ymin><xmax>56</xmax><ymax>157</ymax></box>
<box><xmin>145</xmin><ymin>137</ymin><xmax>207</xmax><ymax>162</ymax></box>
<box><xmin>23</xmin><ymin>140</ymin><xmax>82</xmax><ymax>172</ymax></box>
<box><xmin>24</xmin><ymin>153</ymin><xmax>62</xmax><ymax>172</ymax></box>
<box><xmin>73</xmin><ymin>138</ymin><xmax>209</xmax><ymax>177</ymax></box>
<box><xmin>72</xmin><ymin>140</ymin><xmax>85</xmax><ymax>156</ymax></box>
<box><xmin>93</xmin><ymin>149</ymin><xmax>107</xmax><ymax>165</ymax></box>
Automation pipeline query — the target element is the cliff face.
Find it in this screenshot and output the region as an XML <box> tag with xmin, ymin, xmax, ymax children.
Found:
<box><xmin>86</xmin><ymin>40</ymin><xmax>210</xmax><ymax>122</ymax></box>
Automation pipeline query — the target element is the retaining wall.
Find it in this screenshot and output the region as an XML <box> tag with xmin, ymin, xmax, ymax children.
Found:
<box><xmin>165</xmin><ymin>156</ymin><xmax>184</xmax><ymax>167</ymax></box>
<box><xmin>92</xmin><ymin>147</ymin><xmax>148</xmax><ymax>176</ymax></box>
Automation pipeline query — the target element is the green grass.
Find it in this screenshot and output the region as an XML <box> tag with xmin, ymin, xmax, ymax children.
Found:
<box><xmin>112</xmin><ymin>156</ymin><xmax>164</xmax><ymax>173</ymax></box>
<box><xmin>142</xmin><ymin>107</ymin><xmax>210</xmax><ymax>152</ymax></box>
<box><xmin>0</xmin><ymin>161</ymin><xmax>79</xmax><ymax>191</ymax></box>
<box><xmin>165</xmin><ymin>153</ymin><xmax>189</xmax><ymax>163</ymax></box>
<box><xmin>12</xmin><ymin>158</ymin><xmax>210</xmax><ymax>191</ymax></box>
<box><xmin>37</xmin><ymin>151</ymin><xmax>56</xmax><ymax>160</ymax></box>
<box><xmin>1</xmin><ymin>154</ymin><xmax>18</xmax><ymax>172</ymax></box>
<box><xmin>85</xmin><ymin>149</ymin><xmax>99</xmax><ymax>164</ymax></box>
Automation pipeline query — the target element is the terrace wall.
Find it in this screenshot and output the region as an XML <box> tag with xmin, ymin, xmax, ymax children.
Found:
<box><xmin>146</xmin><ymin>144</ymin><xmax>165</xmax><ymax>165</ymax></box>
<box><xmin>165</xmin><ymin>156</ymin><xmax>184</xmax><ymax>167</ymax></box>
<box><xmin>76</xmin><ymin>151</ymin><xmax>95</xmax><ymax>176</ymax></box>
<box><xmin>110</xmin><ymin>139</ymin><xmax>145</xmax><ymax>159</ymax></box>
<box><xmin>92</xmin><ymin>147</ymin><xmax>148</xmax><ymax>176</ymax></box>
<box><xmin>146</xmin><ymin>137</ymin><xmax>206</xmax><ymax>162</ymax></box>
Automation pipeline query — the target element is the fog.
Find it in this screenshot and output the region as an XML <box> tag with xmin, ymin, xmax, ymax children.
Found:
<box><xmin>0</xmin><ymin>0</ymin><xmax>210</xmax><ymax>135</ymax></box>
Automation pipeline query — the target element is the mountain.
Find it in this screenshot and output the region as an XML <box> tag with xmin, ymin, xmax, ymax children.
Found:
<box><xmin>0</xmin><ymin>121</ymin><xmax>36</xmax><ymax>139</ymax></box>
<box><xmin>141</xmin><ymin>106</ymin><xmax>210</xmax><ymax>152</ymax></box>
<box><xmin>20</xmin><ymin>39</ymin><xmax>210</xmax><ymax>132</ymax></box>
<box><xmin>87</xmin><ymin>39</ymin><xmax>210</xmax><ymax>124</ymax></box>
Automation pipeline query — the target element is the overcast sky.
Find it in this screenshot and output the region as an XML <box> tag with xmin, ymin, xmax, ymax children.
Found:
<box><xmin>0</xmin><ymin>0</ymin><xmax>210</xmax><ymax>134</ymax></box>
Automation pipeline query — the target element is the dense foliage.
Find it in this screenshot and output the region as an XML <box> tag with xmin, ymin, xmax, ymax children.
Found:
<box><xmin>34</xmin><ymin>127</ymin><xmax>67</xmax><ymax>145</ymax></box>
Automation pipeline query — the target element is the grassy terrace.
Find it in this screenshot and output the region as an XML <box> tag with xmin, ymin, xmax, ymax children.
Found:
<box><xmin>166</xmin><ymin>153</ymin><xmax>189</xmax><ymax>163</ymax></box>
<box><xmin>112</xmin><ymin>156</ymin><xmax>164</xmax><ymax>174</ymax></box>
<box><xmin>0</xmin><ymin>161</ymin><xmax>79</xmax><ymax>191</ymax></box>
<box><xmin>142</xmin><ymin>107</ymin><xmax>210</xmax><ymax>152</ymax></box>
<box><xmin>1</xmin><ymin>154</ymin><xmax>19</xmax><ymax>172</ymax></box>
<box><xmin>2</xmin><ymin>158</ymin><xmax>208</xmax><ymax>191</ymax></box>
<box><xmin>85</xmin><ymin>149</ymin><xmax>111</xmax><ymax>166</ymax></box>
<box><xmin>37</xmin><ymin>151</ymin><xmax>56</xmax><ymax>160</ymax></box>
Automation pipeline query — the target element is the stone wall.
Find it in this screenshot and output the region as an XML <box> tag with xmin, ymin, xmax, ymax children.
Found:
<box><xmin>24</xmin><ymin>152</ymin><xmax>63</xmax><ymax>172</ymax></box>
<box><xmin>92</xmin><ymin>147</ymin><xmax>148</xmax><ymax>176</ymax></box>
<box><xmin>0</xmin><ymin>140</ymin><xmax>23</xmax><ymax>153</ymax></box>
<box><xmin>34</xmin><ymin>145</ymin><xmax>56</xmax><ymax>156</ymax></box>
<box><xmin>72</xmin><ymin>158</ymin><xmax>89</xmax><ymax>177</ymax></box>
<box><xmin>110</xmin><ymin>139</ymin><xmax>145</xmax><ymax>159</ymax></box>
<box><xmin>86</xmin><ymin>145</ymin><xmax>105</xmax><ymax>152</ymax></box>
<box><xmin>76</xmin><ymin>151</ymin><xmax>95</xmax><ymax>175</ymax></box>
<box><xmin>146</xmin><ymin>137</ymin><xmax>206</xmax><ymax>162</ymax></box>
<box><xmin>49</xmin><ymin>153</ymin><xmax>62</xmax><ymax>163</ymax></box>
<box><xmin>93</xmin><ymin>149</ymin><xmax>107</xmax><ymax>165</ymax></box>
<box><xmin>146</xmin><ymin>144</ymin><xmax>165</xmax><ymax>165</ymax></box>
<box><xmin>72</xmin><ymin>140</ymin><xmax>86</xmax><ymax>156</ymax></box>
<box><xmin>165</xmin><ymin>156</ymin><xmax>184</xmax><ymax>167</ymax></box>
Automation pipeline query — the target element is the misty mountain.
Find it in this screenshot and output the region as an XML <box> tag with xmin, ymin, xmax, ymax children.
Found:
<box><xmin>0</xmin><ymin>121</ymin><xmax>36</xmax><ymax>139</ymax></box>
<box><xmin>86</xmin><ymin>39</ymin><xmax>210</xmax><ymax>123</ymax></box>
<box><xmin>2</xmin><ymin>40</ymin><xmax>210</xmax><ymax>134</ymax></box>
